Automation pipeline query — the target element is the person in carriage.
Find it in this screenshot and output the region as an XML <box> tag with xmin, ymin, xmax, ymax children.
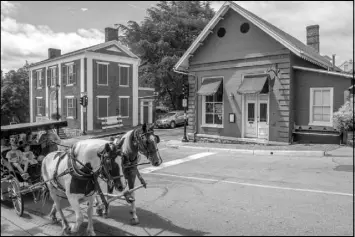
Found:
<box><xmin>5</xmin><ymin>136</ymin><xmax>30</xmax><ymax>180</ymax></box>
<box><xmin>37</xmin><ymin>128</ymin><xmax>61</xmax><ymax>162</ymax></box>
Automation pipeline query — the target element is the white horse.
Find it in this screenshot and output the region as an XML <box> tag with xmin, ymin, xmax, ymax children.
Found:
<box><xmin>41</xmin><ymin>139</ymin><xmax>126</xmax><ymax>236</ymax></box>
<box><xmin>95</xmin><ymin>123</ymin><xmax>163</xmax><ymax>225</ymax></box>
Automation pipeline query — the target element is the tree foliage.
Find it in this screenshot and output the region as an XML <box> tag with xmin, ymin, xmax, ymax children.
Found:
<box><xmin>1</xmin><ymin>63</ymin><xmax>30</xmax><ymax>125</ymax></box>
<box><xmin>118</xmin><ymin>1</ymin><xmax>215</xmax><ymax>110</ymax></box>
<box><xmin>333</xmin><ymin>99</ymin><xmax>354</xmax><ymax>131</ymax></box>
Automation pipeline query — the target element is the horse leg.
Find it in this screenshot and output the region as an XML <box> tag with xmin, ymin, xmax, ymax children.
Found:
<box><xmin>86</xmin><ymin>196</ymin><xmax>96</xmax><ymax>236</ymax></box>
<box><xmin>49</xmin><ymin>203</ymin><xmax>58</xmax><ymax>223</ymax></box>
<box><xmin>130</xmin><ymin>191</ymin><xmax>139</xmax><ymax>225</ymax></box>
<box><xmin>67</xmin><ymin>195</ymin><xmax>84</xmax><ymax>234</ymax></box>
<box><xmin>49</xmin><ymin>192</ymin><xmax>70</xmax><ymax>235</ymax></box>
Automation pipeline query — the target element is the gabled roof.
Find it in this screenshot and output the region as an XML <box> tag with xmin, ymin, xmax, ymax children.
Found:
<box><xmin>174</xmin><ymin>1</ymin><xmax>340</xmax><ymax>72</ymax></box>
<box><xmin>29</xmin><ymin>40</ymin><xmax>139</xmax><ymax>68</ymax></box>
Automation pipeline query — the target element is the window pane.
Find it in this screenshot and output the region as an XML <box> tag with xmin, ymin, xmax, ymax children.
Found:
<box><xmin>68</xmin><ymin>99</ymin><xmax>73</xmax><ymax>108</ymax></box>
<box><xmin>313</xmin><ymin>90</ymin><xmax>322</xmax><ymax>105</ymax></box>
<box><xmin>99</xmin><ymin>65</ymin><xmax>107</xmax><ymax>84</ymax></box>
<box><xmin>313</xmin><ymin>114</ymin><xmax>322</xmax><ymax>121</ymax></box>
<box><xmin>260</xmin><ymin>103</ymin><xmax>267</xmax><ymax>122</ymax></box>
<box><xmin>214</xmin><ymin>114</ymin><xmax>223</xmax><ymax>124</ymax></box>
<box><xmin>322</xmin><ymin>114</ymin><xmax>330</xmax><ymax>122</ymax></box>
<box><xmin>205</xmin><ymin>95</ymin><xmax>214</xmax><ymax>102</ymax></box>
<box><xmin>205</xmin><ymin>114</ymin><xmax>213</xmax><ymax>124</ymax></box>
<box><xmin>323</xmin><ymin>106</ymin><xmax>331</xmax><ymax>115</ymax></box>
<box><xmin>120</xmin><ymin>98</ymin><xmax>129</xmax><ymax>117</ymax></box>
<box><xmin>248</xmin><ymin>103</ymin><xmax>255</xmax><ymax>122</ymax></box>
<box><xmin>313</xmin><ymin>106</ymin><xmax>322</xmax><ymax>115</ymax></box>
<box><xmin>322</xmin><ymin>90</ymin><xmax>330</xmax><ymax>106</ymax></box>
<box><xmin>206</xmin><ymin>103</ymin><xmax>213</xmax><ymax>113</ymax></box>
<box><xmin>99</xmin><ymin>98</ymin><xmax>108</xmax><ymax>118</ymax></box>
<box><xmin>214</xmin><ymin>103</ymin><xmax>223</xmax><ymax>113</ymax></box>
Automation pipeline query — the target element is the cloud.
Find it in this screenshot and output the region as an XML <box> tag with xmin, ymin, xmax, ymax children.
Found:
<box><xmin>210</xmin><ymin>1</ymin><xmax>354</xmax><ymax>66</ymax></box>
<box><xmin>80</xmin><ymin>8</ymin><xmax>88</xmax><ymax>12</ymax></box>
<box><xmin>1</xmin><ymin>1</ymin><xmax>20</xmax><ymax>15</ymax></box>
<box><xmin>1</xmin><ymin>14</ymin><xmax>104</xmax><ymax>72</ymax></box>
<box><xmin>127</xmin><ymin>3</ymin><xmax>144</xmax><ymax>10</ymax></box>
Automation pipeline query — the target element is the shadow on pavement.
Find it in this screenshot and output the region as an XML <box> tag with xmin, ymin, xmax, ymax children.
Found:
<box><xmin>102</xmin><ymin>204</ymin><xmax>209</xmax><ymax>236</ymax></box>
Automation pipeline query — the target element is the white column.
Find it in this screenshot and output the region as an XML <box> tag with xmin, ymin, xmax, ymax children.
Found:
<box><xmin>87</xmin><ymin>56</ymin><xmax>93</xmax><ymax>131</ymax></box>
<box><xmin>29</xmin><ymin>70</ymin><xmax>33</xmax><ymax>123</ymax></box>
<box><xmin>132</xmin><ymin>61</ymin><xmax>139</xmax><ymax>126</ymax></box>
<box><xmin>149</xmin><ymin>100</ymin><xmax>153</xmax><ymax>124</ymax></box>
<box><xmin>45</xmin><ymin>68</ymin><xmax>49</xmax><ymax>117</ymax></box>
<box><xmin>80</xmin><ymin>58</ymin><xmax>85</xmax><ymax>132</ymax></box>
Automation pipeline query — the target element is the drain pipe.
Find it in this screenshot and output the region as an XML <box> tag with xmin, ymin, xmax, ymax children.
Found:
<box><xmin>173</xmin><ymin>67</ymin><xmax>198</xmax><ymax>142</ymax></box>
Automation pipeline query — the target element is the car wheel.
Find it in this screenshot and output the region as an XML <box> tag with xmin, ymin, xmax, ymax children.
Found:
<box><xmin>170</xmin><ymin>121</ymin><xmax>176</xmax><ymax>129</ymax></box>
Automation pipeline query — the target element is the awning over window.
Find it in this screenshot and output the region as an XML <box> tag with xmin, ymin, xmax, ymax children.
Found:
<box><xmin>237</xmin><ymin>75</ymin><xmax>269</xmax><ymax>94</ymax></box>
<box><xmin>197</xmin><ymin>78</ymin><xmax>222</xmax><ymax>96</ymax></box>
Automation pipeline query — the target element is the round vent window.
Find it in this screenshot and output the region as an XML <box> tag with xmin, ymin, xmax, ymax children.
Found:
<box><xmin>217</xmin><ymin>27</ymin><xmax>226</xmax><ymax>38</ymax></box>
<box><xmin>240</xmin><ymin>23</ymin><xmax>250</xmax><ymax>34</ymax></box>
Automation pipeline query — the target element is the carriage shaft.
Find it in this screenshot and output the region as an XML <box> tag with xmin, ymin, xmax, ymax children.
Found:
<box><xmin>97</xmin><ymin>185</ymin><xmax>144</xmax><ymax>208</ymax></box>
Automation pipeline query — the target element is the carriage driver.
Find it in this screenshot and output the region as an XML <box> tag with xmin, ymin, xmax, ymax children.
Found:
<box><xmin>6</xmin><ymin>136</ymin><xmax>30</xmax><ymax>180</ymax></box>
<box><xmin>37</xmin><ymin>128</ymin><xmax>61</xmax><ymax>161</ymax></box>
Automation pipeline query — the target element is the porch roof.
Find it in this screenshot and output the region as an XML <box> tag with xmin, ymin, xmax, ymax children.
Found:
<box><xmin>237</xmin><ymin>75</ymin><xmax>268</xmax><ymax>94</ymax></box>
<box><xmin>197</xmin><ymin>78</ymin><xmax>222</xmax><ymax>96</ymax></box>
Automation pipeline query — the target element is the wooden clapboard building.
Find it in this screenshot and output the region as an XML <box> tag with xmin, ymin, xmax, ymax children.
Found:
<box><xmin>28</xmin><ymin>27</ymin><xmax>146</xmax><ymax>135</ymax></box>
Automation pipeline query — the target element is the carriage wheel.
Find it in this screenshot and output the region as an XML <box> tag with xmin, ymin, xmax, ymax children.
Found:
<box><xmin>8</xmin><ymin>177</ymin><xmax>24</xmax><ymax>217</ymax></box>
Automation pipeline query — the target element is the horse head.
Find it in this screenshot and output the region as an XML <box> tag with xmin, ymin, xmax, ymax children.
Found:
<box><xmin>98</xmin><ymin>142</ymin><xmax>126</xmax><ymax>192</ymax></box>
<box><xmin>136</xmin><ymin>123</ymin><xmax>163</xmax><ymax>167</ymax></box>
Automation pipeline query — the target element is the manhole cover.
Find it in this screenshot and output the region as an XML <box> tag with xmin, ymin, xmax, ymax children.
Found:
<box><xmin>334</xmin><ymin>165</ymin><xmax>353</xmax><ymax>172</ymax></box>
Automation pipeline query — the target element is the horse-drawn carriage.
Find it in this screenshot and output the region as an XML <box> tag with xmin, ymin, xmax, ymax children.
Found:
<box><xmin>1</xmin><ymin>120</ymin><xmax>68</xmax><ymax>216</ymax></box>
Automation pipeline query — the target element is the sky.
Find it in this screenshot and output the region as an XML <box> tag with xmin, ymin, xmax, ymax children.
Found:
<box><xmin>1</xmin><ymin>1</ymin><xmax>354</xmax><ymax>73</ymax></box>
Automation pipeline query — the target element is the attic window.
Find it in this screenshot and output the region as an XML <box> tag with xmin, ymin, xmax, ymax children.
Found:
<box><xmin>240</xmin><ymin>23</ymin><xmax>250</xmax><ymax>34</ymax></box>
<box><xmin>217</xmin><ymin>27</ymin><xmax>226</xmax><ymax>38</ymax></box>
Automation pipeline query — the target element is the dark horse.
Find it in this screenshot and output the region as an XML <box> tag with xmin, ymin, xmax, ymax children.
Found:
<box><xmin>96</xmin><ymin>123</ymin><xmax>163</xmax><ymax>225</ymax></box>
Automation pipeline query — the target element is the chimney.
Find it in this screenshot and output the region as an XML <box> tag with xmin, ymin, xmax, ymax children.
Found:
<box><xmin>306</xmin><ymin>25</ymin><xmax>320</xmax><ymax>53</ymax></box>
<box><xmin>332</xmin><ymin>54</ymin><xmax>336</xmax><ymax>70</ymax></box>
<box><xmin>105</xmin><ymin>27</ymin><xmax>118</xmax><ymax>42</ymax></box>
<box><xmin>48</xmin><ymin>48</ymin><xmax>61</xmax><ymax>59</ymax></box>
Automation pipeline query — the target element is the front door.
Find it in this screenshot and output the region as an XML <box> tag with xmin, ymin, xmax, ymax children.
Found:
<box><xmin>143</xmin><ymin>102</ymin><xmax>149</xmax><ymax>124</ymax></box>
<box><xmin>244</xmin><ymin>94</ymin><xmax>269</xmax><ymax>139</ymax></box>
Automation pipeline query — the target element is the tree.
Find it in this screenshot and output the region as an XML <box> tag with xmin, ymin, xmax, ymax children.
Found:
<box><xmin>1</xmin><ymin>63</ymin><xmax>30</xmax><ymax>125</ymax></box>
<box><xmin>118</xmin><ymin>1</ymin><xmax>215</xmax><ymax>110</ymax></box>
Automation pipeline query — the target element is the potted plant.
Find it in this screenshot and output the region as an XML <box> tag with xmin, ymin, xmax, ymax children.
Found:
<box><xmin>333</xmin><ymin>99</ymin><xmax>354</xmax><ymax>145</ymax></box>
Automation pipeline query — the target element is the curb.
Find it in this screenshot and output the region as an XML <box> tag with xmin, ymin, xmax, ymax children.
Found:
<box><xmin>165</xmin><ymin>143</ymin><xmax>326</xmax><ymax>157</ymax></box>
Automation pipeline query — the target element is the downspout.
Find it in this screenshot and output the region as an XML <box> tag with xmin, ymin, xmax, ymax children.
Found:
<box><xmin>173</xmin><ymin>67</ymin><xmax>198</xmax><ymax>142</ymax></box>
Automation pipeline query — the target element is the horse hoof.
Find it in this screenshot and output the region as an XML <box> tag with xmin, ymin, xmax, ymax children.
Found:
<box><xmin>130</xmin><ymin>218</ymin><xmax>140</xmax><ymax>225</ymax></box>
<box><xmin>86</xmin><ymin>229</ymin><xmax>96</xmax><ymax>236</ymax></box>
<box><xmin>61</xmin><ymin>227</ymin><xmax>71</xmax><ymax>236</ymax></box>
<box><xmin>50</xmin><ymin>216</ymin><xmax>58</xmax><ymax>223</ymax></box>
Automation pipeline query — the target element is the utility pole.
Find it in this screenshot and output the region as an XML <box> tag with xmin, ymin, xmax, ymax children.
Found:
<box><xmin>182</xmin><ymin>84</ymin><xmax>188</xmax><ymax>142</ymax></box>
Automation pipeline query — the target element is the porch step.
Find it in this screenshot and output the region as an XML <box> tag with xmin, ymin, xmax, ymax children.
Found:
<box><xmin>58</xmin><ymin>128</ymin><xmax>68</xmax><ymax>139</ymax></box>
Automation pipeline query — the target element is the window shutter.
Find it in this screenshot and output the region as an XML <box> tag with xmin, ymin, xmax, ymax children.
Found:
<box><xmin>47</xmin><ymin>68</ymin><xmax>51</xmax><ymax>87</ymax></box>
<box><xmin>41</xmin><ymin>69</ymin><xmax>45</xmax><ymax>87</ymax></box>
<box><xmin>56</xmin><ymin>66</ymin><xmax>59</xmax><ymax>86</ymax></box>
<box><xmin>129</xmin><ymin>65</ymin><xmax>133</xmax><ymax>87</ymax></box>
<box><xmin>62</xmin><ymin>65</ymin><xmax>67</xmax><ymax>85</ymax></box>
<box><xmin>63</xmin><ymin>98</ymin><xmax>67</xmax><ymax>118</ymax></box>
<box><xmin>74</xmin><ymin>98</ymin><xmax>77</xmax><ymax>119</ymax></box>
<box><xmin>35</xmin><ymin>99</ymin><xmax>38</xmax><ymax>115</ymax></box>
<box><xmin>41</xmin><ymin>99</ymin><xmax>45</xmax><ymax>116</ymax></box>
<box><xmin>93</xmin><ymin>62</ymin><xmax>97</xmax><ymax>85</ymax></box>
<box><xmin>33</xmin><ymin>71</ymin><xmax>37</xmax><ymax>89</ymax></box>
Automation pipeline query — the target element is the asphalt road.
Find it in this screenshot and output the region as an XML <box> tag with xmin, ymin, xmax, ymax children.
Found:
<box><xmin>1</xmin><ymin>127</ymin><xmax>354</xmax><ymax>236</ymax></box>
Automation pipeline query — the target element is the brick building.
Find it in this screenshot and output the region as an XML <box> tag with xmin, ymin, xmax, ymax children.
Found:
<box><xmin>28</xmin><ymin>27</ymin><xmax>155</xmax><ymax>134</ymax></box>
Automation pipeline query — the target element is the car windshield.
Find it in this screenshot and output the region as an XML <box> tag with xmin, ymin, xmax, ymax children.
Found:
<box><xmin>162</xmin><ymin>112</ymin><xmax>176</xmax><ymax>118</ymax></box>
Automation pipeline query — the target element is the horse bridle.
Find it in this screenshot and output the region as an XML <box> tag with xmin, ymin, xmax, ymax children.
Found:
<box><xmin>133</xmin><ymin>129</ymin><xmax>161</xmax><ymax>163</ymax></box>
<box><xmin>97</xmin><ymin>147</ymin><xmax>124</xmax><ymax>184</ymax></box>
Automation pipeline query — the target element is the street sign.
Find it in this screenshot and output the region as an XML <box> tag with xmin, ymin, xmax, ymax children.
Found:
<box><xmin>182</xmin><ymin>99</ymin><xmax>187</xmax><ymax>108</ymax></box>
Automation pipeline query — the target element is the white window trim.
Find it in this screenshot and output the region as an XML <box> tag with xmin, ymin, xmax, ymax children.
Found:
<box><xmin>66</xmin><ymin>97</ymin><xmax>75</xmax><ymax>119</ymax></box>
<box><xmin>66</xmin><ymin>64</ymin><xmax>74</xmax><ymax>86</ymax></box>
<box><xmin>309</xmin><ymin>87</ymin><xmax>333</xmax><ymax>127</ymax></box>
<box><xmin>201</xmin><ymin>76</ymin><xmax>224</xmax><ymax>128</ymax></box>
<box><xmin>50</xmin><ymin>67</ymin><xmax>56</xmax><ymax>88</ymax></box>
<box><xmin>118</xmin><ymin>64</ymin><xmax>130</xmax><ymax>87</ymax></box>
<box><xmin>36</xmin><ymin>70</ymin><xmax>43</xmax><ymax>89</ymax></box>
<box><xmin>119</xmin><ymin>96</ymin><xmax>130</xmax><ymax>118</ymax></box>
<box><xmin>97</xmin><ymin>62</ymin><xmax>109</xmax><ymax>86</ymax></box>
<box><xmin>97</xmin><ymin>96</ymin><xmax>109</xmax><ymax>119</ymax></box>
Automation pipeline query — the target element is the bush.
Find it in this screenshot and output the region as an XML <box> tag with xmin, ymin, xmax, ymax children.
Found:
<box><xmin>333</xmin><ymin>99</ymin><xmax>354</xmax><ymax>131</ymax></box>
<box><xmin>51</xmin><ymin>113</ymin><xmax>61</xmax><ymax>120</ymax></box>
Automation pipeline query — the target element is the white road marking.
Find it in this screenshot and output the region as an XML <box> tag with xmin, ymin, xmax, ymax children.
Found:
<box><xmin>146</xmin><ymin>173</ymin><xmax>353</xmax><ymax>197</ymax></box>
<box><xmin>159</xmin><ymin>148</ymin><xmax>168</xmax><ymax>151</ymax></box>
<box><xmin>140</xmin><ymin>152</ymin><xmax>216</xmax><ymax>174</ymax></box>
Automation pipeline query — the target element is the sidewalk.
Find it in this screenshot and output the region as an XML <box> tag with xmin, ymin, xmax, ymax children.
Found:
<box><xmin>165</xmin><ymin>140</ymin><xmax>353</xmax><ymax>157</ymax></box>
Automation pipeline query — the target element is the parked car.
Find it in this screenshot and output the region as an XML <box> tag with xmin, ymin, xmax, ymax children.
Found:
<box><xmin>155</xmin><ymin>111</ymin><xmax>188</xmax><ymax>129</ymax></box>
